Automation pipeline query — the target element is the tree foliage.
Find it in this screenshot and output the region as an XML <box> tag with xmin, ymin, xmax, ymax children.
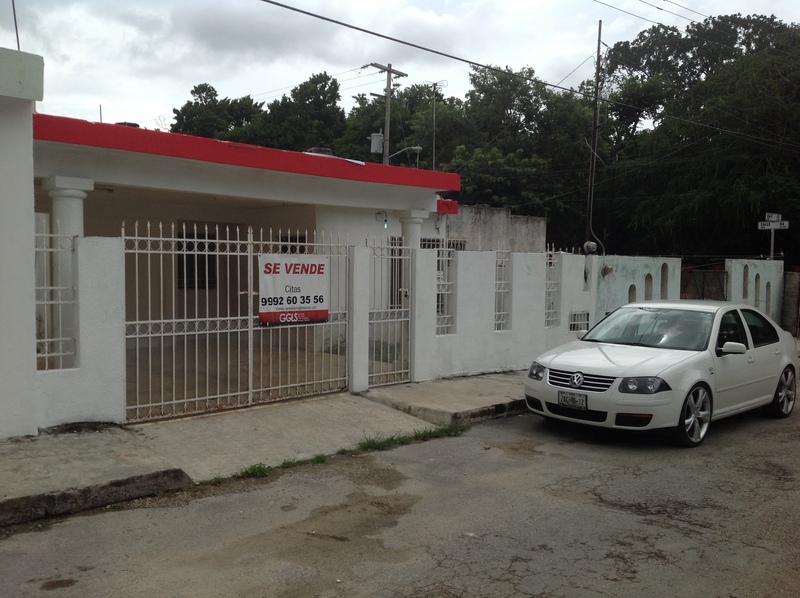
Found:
<box><xmin>168</xmin><ymin>14</ymin><xmax>800</xmax><ymax>261</ymax></box>
<box><xmin>171</xmin><ymin>84</ymin><xmax>263</xmax><ymax>137</ymax></box>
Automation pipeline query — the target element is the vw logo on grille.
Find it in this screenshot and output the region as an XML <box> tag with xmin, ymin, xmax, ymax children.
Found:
<box><xmin>570</xmin><ymin>372</ymin><xmax>585</xmax><ymax>389</ymax></box>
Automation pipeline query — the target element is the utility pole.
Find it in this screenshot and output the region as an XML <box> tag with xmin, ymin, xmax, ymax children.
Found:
<box><xmin>585</xmin><ymin>20</ymin><xmax>603</xmax><ymax>254</ymax></box>
<box><xmin>370</xmin><ymin>63</ymin><xmax>407</xmax><ymax>164</ymax></box>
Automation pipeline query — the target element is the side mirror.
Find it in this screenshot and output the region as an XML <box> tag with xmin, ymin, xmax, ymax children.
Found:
<box><xmin>716</xmin><ymin>341</ymin><xmax>747</xmax><ymax>356</ymax></box>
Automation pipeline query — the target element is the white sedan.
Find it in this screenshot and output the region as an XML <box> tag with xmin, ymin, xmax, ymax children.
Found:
<box><xmin>524</xmin><ymin>301</ymin><xmax>797</xmax><ymax>447</ymax></box>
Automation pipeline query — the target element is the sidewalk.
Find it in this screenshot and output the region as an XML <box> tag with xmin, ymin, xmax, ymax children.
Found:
<box><xmin>0</xmin><ymin>371</ymin><xmax>526</xmax><ymax>527</ymax></box>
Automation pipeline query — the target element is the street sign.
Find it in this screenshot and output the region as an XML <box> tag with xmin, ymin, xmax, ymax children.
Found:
<box><xmin>759</xmin><ymin>218</ymin><xmax>789</xmax><ymax>260</ymax></box>
<box><xmin>758</xmin><ymin>220</ymin><xmax>789</xmax><ymax>230</ymax></box>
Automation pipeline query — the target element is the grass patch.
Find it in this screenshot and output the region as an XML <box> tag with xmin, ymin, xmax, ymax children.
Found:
<box><xmin>356</xmin><ymin>424</ymin><xmax>468</xmax><ymax>452</ymax></box>
<box><xmin>280</xmin><ymin>454</ymin><xmax>328</xmax><ymax>469</ymax></box>
<box><xmin>237</xmin><ymin>462</ymin><xmax>273</xmax><ymax>478</ymax></box>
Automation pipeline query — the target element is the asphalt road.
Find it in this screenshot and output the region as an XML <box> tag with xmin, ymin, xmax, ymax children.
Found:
<box><xmin>2</xmin><ymin>410</ymin><xmax>798</xmax><ymax>597</ymax></box>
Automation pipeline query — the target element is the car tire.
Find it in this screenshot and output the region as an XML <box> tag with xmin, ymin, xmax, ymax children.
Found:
<box><xmin>765</xmin><ymin>366</ymin><xmax>796</xmax><ymax>419</ymax></box>
<box><xmin>674</xmin><ymin>384</ymin><xmax>712</xmax><ymax>447</ymax></box>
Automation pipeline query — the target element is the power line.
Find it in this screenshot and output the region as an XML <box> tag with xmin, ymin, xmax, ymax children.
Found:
<box><xmin>260</xmin><ymin>0</ymin><xmax>800</xmax><ymax>153</ymax></box>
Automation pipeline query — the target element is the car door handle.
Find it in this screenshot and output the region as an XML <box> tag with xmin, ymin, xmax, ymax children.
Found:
<box><xmin>747</xmin><ymin>357</ymin><xmax>755</xmax><ymax>364</ymax></box>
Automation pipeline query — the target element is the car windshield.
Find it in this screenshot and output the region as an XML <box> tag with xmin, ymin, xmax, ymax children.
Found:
<box><xmin>582</xmin><ymin>307</ymin><xmax>713</xmax><ymax>351</ymax></box>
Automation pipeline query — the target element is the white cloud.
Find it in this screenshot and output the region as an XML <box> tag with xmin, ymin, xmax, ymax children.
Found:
<box><xmin>1</xmin><ymin>0</ymin><xmax>798</xmax><ymax>128</ymax></box>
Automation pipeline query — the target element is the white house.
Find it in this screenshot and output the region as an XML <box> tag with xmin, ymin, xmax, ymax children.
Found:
<box><xmin>0</xmin><ymin>48</ymin><xmax>786</xmax><ymax>439</ymax></box>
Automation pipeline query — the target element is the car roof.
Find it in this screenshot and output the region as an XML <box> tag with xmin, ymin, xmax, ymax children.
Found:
<box><xmin>623</xmin><ymin>300</ymin><xmax>748</xmax><ymax>314</ymax></box>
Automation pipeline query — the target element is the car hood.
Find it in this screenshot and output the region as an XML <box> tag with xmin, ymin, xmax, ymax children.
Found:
<box><xmin>536</xmin><ymin>340</ymin><xmax>697</xmax><ymax>377</ymax></box>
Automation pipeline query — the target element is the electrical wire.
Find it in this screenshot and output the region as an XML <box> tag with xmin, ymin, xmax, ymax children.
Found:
<box><xmin>259</xmin><ymin>0</ymin><xmax>800</xmax><ymax>154</ymax></box>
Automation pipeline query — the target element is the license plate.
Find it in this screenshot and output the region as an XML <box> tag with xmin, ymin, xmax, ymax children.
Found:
<box><xmin>558</xmin><ymin>391</ymin><xmax>587</xmax><ymax>410</ymax></box>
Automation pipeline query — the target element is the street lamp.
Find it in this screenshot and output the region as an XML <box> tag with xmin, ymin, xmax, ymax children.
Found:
<box><xmin>388</xmin><ymin>146</ymin><xmax>422</xmax><ymax>168</ymax></box>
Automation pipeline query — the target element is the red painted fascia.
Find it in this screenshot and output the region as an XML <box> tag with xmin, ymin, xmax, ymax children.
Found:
<box><xmin>32</xmin><ymin>114</ymin><xmax>461</xmax><ymax>193</ymax></box>
<box><xmin>437</xmin><ymin>198</ymin><xmax>459</xmax><ymax>214</ymax></box>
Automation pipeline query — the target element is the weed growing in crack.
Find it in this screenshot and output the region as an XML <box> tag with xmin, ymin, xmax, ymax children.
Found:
<box><xmin>357</xmin><ymin>424</ymin><xmax>468</xmax><ymax>452</ymax></box>
<box><xmin>237</xmin><ymin>463</ymin><xmax>273</xmax><ymax>478</ymax></box>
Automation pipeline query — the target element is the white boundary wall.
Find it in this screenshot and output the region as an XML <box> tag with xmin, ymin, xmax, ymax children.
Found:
<box><xmin>726</xmin><ymin>259</ymin><xmax>784</xmax><ymax>318</ymax></box>
<box><xmin>0</xmin><ymin>49</ymin><xmax>43</xmax><ymax>438</ymax></box>
<box><xmin>5</xmin><ymin>240</ymin><xmax>791</xmax><ymax>437</ymax></box>
<box><xmin>34</xmin><ymin>238</ymin><xmax>127</xmax><ymax>427</ymax></box>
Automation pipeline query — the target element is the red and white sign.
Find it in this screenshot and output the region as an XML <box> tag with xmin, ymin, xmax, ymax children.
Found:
<box><xmin>258</xmin><ymin>255</ymin><xmax>330</xmax><ymax>325</ymax></box>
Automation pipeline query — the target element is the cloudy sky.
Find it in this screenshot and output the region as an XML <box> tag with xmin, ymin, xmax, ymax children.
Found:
<box><xmin>2</xmin><ymin>0</ymin><xmax>799</xmax><ymax>129</ymax></box>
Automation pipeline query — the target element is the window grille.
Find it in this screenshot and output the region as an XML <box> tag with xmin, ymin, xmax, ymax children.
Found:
<box><xmin>35</xmin><ymin>225</ymin><xmax>77</xmax><ymax>370</ymax></box>
<box><xmin>568</xmin><ymin>311</ymin><xmax>590</xmax><ymax>333</ymax></box>
<box><xmin>495</xmin><ymin>250</ymin><xmax>511</xmax><ymax>331</ymax></box>
<box><xmin>421</xmin><ymin>238</ymin><xmax>464</xmax><ymax>335</ymax></box>
<box><xmin>545</xmin><ymin>252</ymin><xmax>560</xmax><ymax>328</ymax></box>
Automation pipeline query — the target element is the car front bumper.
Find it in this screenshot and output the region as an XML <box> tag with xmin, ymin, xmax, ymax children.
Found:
<box><xmin>523</xmin><ymin>377</ymin><xmax>684</xmax><ymax>431</ymax></box>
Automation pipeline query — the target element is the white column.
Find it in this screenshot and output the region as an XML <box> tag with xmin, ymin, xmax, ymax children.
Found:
<box><xmin>45</xmin><ymin>176</ymin><xmax>93</xmax><ymax>237</ymax></box>
<box><xmin>398</xmin><ymin>209</ymin><xmax>429</xmax><ymax>249</ymax></box>
<box><xmin>44</xmin><ymin>176</ymin><xmax>94</xmax><ymax>354</ymax></box>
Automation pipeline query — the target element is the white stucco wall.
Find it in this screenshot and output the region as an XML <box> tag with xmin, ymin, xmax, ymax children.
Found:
<box><xmin>411</xmin><ymin>251</ymin><xmax>551</xmax><ymax>381</ymax></box>
<box><xmin>444</xmin><ymin>204</ymin><xmax>547</xmax><ymax>252</ymax></box>
<box><xmin>315</xmin><ymin>205</ymin><xmax>440</xmax><ymax>244</ymax></box>
<box><xmin>35</xmin><ymin>237</ymin><xmax>126</xmax><ymax>427</ymax></box>
<box><xmin>726</xmin><ymin>259</ymin><xmax>784</xmax><ymax>319</ymax></box>
<box><xmin>543</xmin><ymin>253</ymin><xmax>597</xmax><ymax>348</ymax></box>
<box><xmin>593</xmin><ymin>255</ymin><xmax>682</xmax><ymax>319</ymax></box>
<box><xmin>0</xmin><ymin>49</ymin><xmax>43</xmax><ymax>439</ymax></box>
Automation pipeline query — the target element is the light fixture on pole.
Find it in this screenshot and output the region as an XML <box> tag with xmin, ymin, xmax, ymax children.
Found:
<box><xmin>388</xmin><ymin>146</ymin><xmax>422</xmax><ymax>168</ymax></box>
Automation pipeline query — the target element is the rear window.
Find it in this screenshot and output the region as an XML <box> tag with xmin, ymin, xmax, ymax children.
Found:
<box><xmin>741</xmin><ymin>309</ymin><xmax>780</xmax><ymax>347</ymax></box>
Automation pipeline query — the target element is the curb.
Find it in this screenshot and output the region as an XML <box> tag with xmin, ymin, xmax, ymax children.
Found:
<box><xmin>0</xmin><ymin>468</ymin><xmax>192</xmax><ymax>527</ymax></box>
<box><xmin>365</xmin><ymin>396</ymin><xmax>528</xmax><ymax>427</ymax></box>
<box><xmin>449</xmin><ymin>399</ymin><xmax>529</xmax><ymax>425</ymax></box>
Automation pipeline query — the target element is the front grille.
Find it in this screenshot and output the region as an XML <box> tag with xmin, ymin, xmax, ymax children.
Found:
<box><xmin>545</xmin><ymin>402</ymin><xmax>608</xmax><ymax>422</ymax></box>
<box><xmin>548</xmin><ymin>368</ymin><xmax>616</xmax><ymax>392</ymax></box>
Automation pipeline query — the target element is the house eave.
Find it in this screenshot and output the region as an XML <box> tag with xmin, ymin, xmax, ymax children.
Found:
<box><xmin>32</xmin><ymin>114</ymin><xmax>460</xmax><ymax>194</ymax></box>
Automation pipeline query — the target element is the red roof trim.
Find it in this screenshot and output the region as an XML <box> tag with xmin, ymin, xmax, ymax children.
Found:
<box><xmin>33</xmin><ymin>114</ymin><xmax>460</xmax><ymax>192</ymax></box>
<box><xmin>437</xmin><ymin>198</ymin><xmax>459</xmax><ymax>214</ymax></box>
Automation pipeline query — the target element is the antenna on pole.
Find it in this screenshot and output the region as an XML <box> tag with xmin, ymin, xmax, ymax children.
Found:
<box><xmin>12</xmin><ymin>0</ymin><xmax>21</xmax><ymax>50</ymax></box>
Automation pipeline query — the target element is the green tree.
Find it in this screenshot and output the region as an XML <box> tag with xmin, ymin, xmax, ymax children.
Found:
<box><xmin>171</xmin><ymin>84</ymin><xmax>263</xmax><ymax>138</ymax></box>
<box><xmin>224</xmin><ymin>73</ymin><xmax>345</xmax><ymax>152</ymax></box>
<box><xmin>601</xmin><ymin>18</ymin><xmax>800</xmax><ymax>258</ymax></box>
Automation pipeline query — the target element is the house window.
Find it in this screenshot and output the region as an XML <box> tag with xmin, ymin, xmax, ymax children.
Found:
<box><xmin>279</xmin><ymin>233</ymin><xmax>307</xmax><ymax>254</ymax></box>
<box><xmin>178</xmin><ymin>231</ymin><xmax>217</xmax><ymax>290</ymax></box>
<box><xmin>568</xmin><ymin>311</ymin><xmax>590</xmax><ymax>333</ymax></box>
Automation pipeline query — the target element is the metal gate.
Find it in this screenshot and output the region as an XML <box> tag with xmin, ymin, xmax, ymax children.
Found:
<box><xmin>123</xmin><ymin>222</ymin><xmax>349</xmax><ymax>422</ymax></box>
<box><xmin>368</xmin><ymin>238</ymin><xmax>411</xmax><ymax>385</ymax></box>
<box><xmin>681</xmin><ymin>269</ymin><xmax>728</xmax><ymax>301</ymax></box>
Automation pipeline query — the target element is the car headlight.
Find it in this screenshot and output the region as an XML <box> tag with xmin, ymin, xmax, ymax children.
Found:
<box><xmin>618</xmin><ymin>377</ymin><xmax>671</xmax><ymax>394</ymax></box>
<box><xmin>528</xmin><ymin>362</ymin><xmax>546</xmax><ymax>381</ymax></box>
